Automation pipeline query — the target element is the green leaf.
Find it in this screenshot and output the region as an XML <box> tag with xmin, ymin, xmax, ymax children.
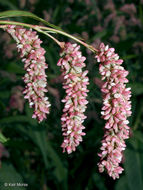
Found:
<box><xmin>92</xmin><ymin>30</ymin><xmax>107</xmax><ymax>40</ymax></box>
<box><xmin>92</xmin><ymin>173</ymin><xmax>108</xmax><ymax>190</ymax></box>
<box><xmin>0</xmin><ymin>116</ymin><xmax>31</xmax><ymax>124</ymax></box>
<box><xmin>27</xmin><ymin>126</ymin><xmax>50</xmax><ymax>169</ymax></box>
<box><xmin>0</xmin><ymin>10</ymin><xmax>62</xmax><ymax>31</ymax></box>
<box><xmin>0</xmin><ymin>91</ymin><xmax>10</xmax><ymax>99</ymax></box>
<box><xmin>134</xmin><ymin>131</ymin><xmax>143</xmax><ymax>144</ymax></box>
<box><xmin>46</xmin><ymin>142</ymin><xmax>67</xmax><ymax>183</ymax></box>
<box><xmin>0</xmin><ymin>0</ymin><xmax>18</xmax><ymax>10</ymax></box>
<box><xmin>129</xmin><ymin>83</ymin><xmax>143</xmax><ymax>95</ymax></box>
<box><xmin>122</xmin><ymin>54</ymin><xmax>138</xmax><ymax>60</ymax></box>
<box><xmin>5</xmin><ymin>62</ymin><xmax>24</xmax><ymax>74</ymax></box>
<box><xmin>115</xmin><ymin>176</ymin><xmax>129</xmax><ymax>190</ymax></box>
<box><xmin>0</xmin><ymin>132</ymin><xmax>8</xmax><ymax>143</ymax></box>
<box><xmin>124</xmin><ymin>134</ymin><xmax>143</xmax><ymax>190</ymax></box>
<box><xmin>25</xmin><ymin>126</ymin><xmax>67</xmax><ymax>182</ymax></box>
<box><xmin>0</xmin><ymin>162</ymin><xmax>26</xmax><ymax>190</ymax></box>
<box><xmin>11</xmin><ymin>123</ymin><xmax>50</xmax><ymax>170</ymax></box>
<box><xmin>16</xmin><ymin>124</ymin><xmax>67</xmax><ymax>188</ymax></box>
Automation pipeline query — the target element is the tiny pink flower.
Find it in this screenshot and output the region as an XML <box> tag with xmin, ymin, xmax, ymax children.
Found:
<box><xmin>5</xmin><ymin>25</ymin><xmax>51</xmax><ymax>122</ymax></box>
<box><xmin>95</xmin><ymin>43</ymin><xmax>131</xmax><ymax>179</ymax></box>
<box><xmin>57</xmin><ymin>42</ymin><xmax>89</xmax><ymax>154</ymax></box>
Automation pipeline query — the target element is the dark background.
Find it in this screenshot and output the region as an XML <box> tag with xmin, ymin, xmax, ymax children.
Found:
<box><xmin>0</xmin><ymin>0</ymin><xmax>143</xmax><ymax>190</ymax></box>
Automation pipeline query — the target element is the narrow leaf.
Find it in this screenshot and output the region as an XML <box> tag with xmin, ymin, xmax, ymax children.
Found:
<box><xmin>0</xmin><ymin>132</ymin><xmax>8</xmax><ymax>143</ymax></box>
<box><xmin>0</xmin><ymin>0</ymin><xmax>18</xmax><ymax>9</ymax></box>
<box><xmin>124</xmin><ymin>135</ymin><xmax>143</xmax><ymax>190</ymax></box>
<box><xmin>115</xmin><ymin>176</ymin><xmax>129</xmax><ymax>190</ymax></box>
<box><xmin>129</xmin><ymin>83</ymin><xmax>143</xmax><ymax>95</ymax></box>
<box><xmin>0</xmin><ymin>163</ymin><xmax>26</xmax><ymax>190</ymax></box>
<box><xmin>0</xmin><ymin>10</ymin><xmax>62</xmax><ymax>31</ymax></box>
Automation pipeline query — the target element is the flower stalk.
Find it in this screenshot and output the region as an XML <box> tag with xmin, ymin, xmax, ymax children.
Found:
<box><xmin>0</xmin><ymin>20</ymin><xmax>98</xmax><ymax>53</ymax></box>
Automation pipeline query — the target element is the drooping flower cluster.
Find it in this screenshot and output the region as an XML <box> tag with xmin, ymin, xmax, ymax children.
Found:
<box><xmin>95</xmin><ymin>43</ymin><xmax>132</xmax><ymax>179</ymax></box>
<box><xmin>5</xmin><ymin>25</ymin><xmax>51</xmax><ymax>122</ymax></box>
<box><xmin>3</xmin><ymin>24</ymin><xmax>133</xmax><ymax>174</ymax></box>
<box><xmin>57</xmin><ymin>42</ymin><xmax>89</xmax><ymax>154</ymax></box>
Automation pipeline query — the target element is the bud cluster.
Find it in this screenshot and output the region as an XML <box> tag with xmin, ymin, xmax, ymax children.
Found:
<box><xmin>95</xmin><ymin>43</ymin><xmax>132</xmax><ymax>179</ymax></box>
<box><xmin>6</xmin><ymin>25</ymin><xmax>51</xmax><ymax>122</ymax></box>
<box><xmin>57</xmin><ymin>42</ymin><xmax>89</xmax><ymax>154</ymax></box>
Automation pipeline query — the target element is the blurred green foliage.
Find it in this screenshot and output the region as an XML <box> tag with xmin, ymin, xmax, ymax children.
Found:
<box><xmin>0</xmin><ymin>0</ymin><xmax>143</xmax><ymax>189</ymax></box>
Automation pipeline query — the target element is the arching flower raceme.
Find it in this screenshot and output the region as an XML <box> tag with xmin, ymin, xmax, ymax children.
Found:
<box><xmin>57</xmin><ymin>42</ymin><xmax>89</xmax><ymax>154</ymax></box>
<box><xmin>95</xmin><ymin>43</ymin><xmax>132</xmax><ymax>179</ymax></box>
<box><xmin>5</xmin><ymin>25</ymin><xmax>51</xmax><ymax>122</ymax></box>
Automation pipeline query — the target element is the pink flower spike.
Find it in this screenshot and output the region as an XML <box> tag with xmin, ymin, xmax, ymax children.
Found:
<box><xmin>5</xmin><ymin>25</ymin><xmax>51</xmax><ymax>122</ymax></box>
<box><xmin>57</xmin><ymin>42</ymin><xmax>89</xmax><ymax>154</ymax></box>
<box><xmin>95</xmin><ymin>43</ymin><xmax>132</xmax><ymax>179</ymax></box>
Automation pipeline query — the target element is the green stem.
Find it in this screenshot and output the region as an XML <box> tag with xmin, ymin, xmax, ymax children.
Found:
<box><xmin>0</xmin><ymin>20</ymin><xmax>98</xmax><ymax>53</ymax></box>
<box><xmin>35</xmin><ymin>27</ymin><xmax>63</xmax><ymax>48</ymax></box>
